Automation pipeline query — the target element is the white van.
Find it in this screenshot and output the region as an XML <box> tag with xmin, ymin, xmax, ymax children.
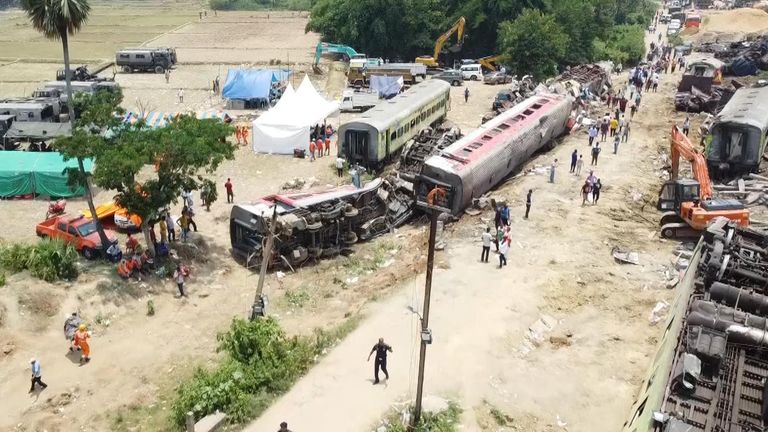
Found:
<box><xmin>459</xmin><ymin>64</ymin><xmax>483</xmax><ymax>81</ymax></box>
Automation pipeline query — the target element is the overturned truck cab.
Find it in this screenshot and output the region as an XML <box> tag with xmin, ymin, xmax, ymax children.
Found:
<box><xmin>230</xmin><ymin>178</ymin><xmax>413</xmax><ymax>269</ymax></box>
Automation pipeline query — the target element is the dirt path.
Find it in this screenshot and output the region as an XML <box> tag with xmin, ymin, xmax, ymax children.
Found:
<box><xmin>244</xmin><ymin>60</ymin><xmax>686</xmax><ymax>432</ymax></box>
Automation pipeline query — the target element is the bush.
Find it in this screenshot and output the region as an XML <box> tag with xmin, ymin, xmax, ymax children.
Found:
<box><xmin>210</xmin><ymin>0</ymin><xmax>311</xmax><ymax>10</ymax></box>
<box><xmin>172</xmin><ymin>318</ymin><xmax>317</xmax><ymax>425</ymax></box>
<box><xmin>382</xmin><ymin>402</ymin><xmax>462</xmax><ymax>432</ymax></box>
<box><xmin>0</xmin><ymin>239</ymin><xmax>78</xmax><ymax>282</ymax></box>
<box><xmin>593</xmin><ymin>24</ymin><xmax>646</xmax><ymax>65</ymax></box>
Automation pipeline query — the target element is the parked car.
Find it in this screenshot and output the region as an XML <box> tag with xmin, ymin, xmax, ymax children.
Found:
<box><xmin>459</xmin><ymin>64</ymin><xmax>483</xmax><ymax>81</ymax></box>
<box><xmin>675</xmin><ymin>43</ymin><xmax>693</xmax><ymax>56</ymax></box>
<box><xmin>36</xmin><ymin>214</ymin><xmax>119</xmax><ymax>260</ymax></box>
<box><xmin>432</xmin><ymin>70</ymin><xmax>464</xmax><ymax>86</ymax></box>
<box><xmin>660</xmin><ymin>14</ymin><xmax>671</xmax><ymax>23</ymax></box>
<box><xmin>483</xmin><ymin>71</ymin><xmax>513</xmax><ymax>85</ymax></box>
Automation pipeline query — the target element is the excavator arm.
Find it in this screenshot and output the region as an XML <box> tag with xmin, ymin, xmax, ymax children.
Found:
<box><xmin>670</xmin><ymin>125</ymin><xmax>712</xmax><ymax>199</ymax></box>
<box><xmin>478</xmin><ymin>55</ymin><xmax>501</xmax><ymax>72</ymax></box>
<box><xmin>314</xmin><ymin>42</ymin><xmax>359</xmax><ymax>66</ymax></box>
<box><xmin>432</xmin><ymin>17</ymin><xmax>466</xmax><ymax>61</ymax></box>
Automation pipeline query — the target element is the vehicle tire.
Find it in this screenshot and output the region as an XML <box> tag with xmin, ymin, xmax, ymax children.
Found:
<box><xmin>154</xmin><ymin>65</ymin><xmax>165</xmax><ymax>74</ymax></box>
<box><xmin>661</xmin><ymin>227</ymin><xmax>676</xmax><ymax>239</ymax></box>
<box><xmin>121</xmin><ymin>66</ymin><xmax>132</xmax><ymax>73</ymax></box>
<box><xmin>452</xmin><ymin>80</ymin><xmax>460</xmax><ymax>86</ymax></box>
<box><xmin>82</xmin><ymin>247</ymin><xmax>96</xmax><ymax>260</ymax></box>
<box><xmin>470</xmin><ymin>75</ymin><xmax>478</xmax><ymax>81</ymax></box>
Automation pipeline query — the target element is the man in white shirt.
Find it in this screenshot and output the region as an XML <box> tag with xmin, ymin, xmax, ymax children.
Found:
<box><xmin>481</xmin><ymin>227</ymin><xmax>492</xmax><ymax>263</ymax></box>
<box><xmin>336</xmin><ymin>157</ymin><xmax>345</xmax><ymax>178</ymax></box>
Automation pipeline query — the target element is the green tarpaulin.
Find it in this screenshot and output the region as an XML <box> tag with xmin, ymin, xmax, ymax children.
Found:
<box><xmin>0</xmin><ymin>152</ymin><xmax>93</xmax><ymax>198</ymax></box>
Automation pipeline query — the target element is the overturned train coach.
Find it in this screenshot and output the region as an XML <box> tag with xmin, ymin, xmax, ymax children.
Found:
<box><xmin>229</xmin><ymin>178</ymin><xmax>413</xmax><ymax>269</ymax></box>
<box><xmin>416</xmin><ymin>93</ymin><xmax>573</xmax><ymax>215</ymax></box>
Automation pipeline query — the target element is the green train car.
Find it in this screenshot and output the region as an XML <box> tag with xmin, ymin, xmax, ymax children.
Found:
<box><xmin>339</xmin><ymin>79</ymin><xmax>451</xmax><ymax>169</ymax></box>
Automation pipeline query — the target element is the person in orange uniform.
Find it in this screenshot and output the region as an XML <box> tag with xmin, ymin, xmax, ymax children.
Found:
<box><xmin>324</xmin><ymin>136</ymin><xmax>331</xmax><ymax>156</ymax></box>
<box><xmin>235</xmin><ymin>126</ymin><xmax>242</xmax><ymax>145</ymax></box>
<box><xmin>242</xmin><ymin>125</ymin><xmax>249</xmax><ymax>145</ymax></box>
<box><xmin>73</xmin><ymin>324</ymin><xmax>91</xmax><ymax>363</ymax></box>
<box><xmin>125</xmin><ymin>234</ymin><xmax>139</xmax><ymax>255</ymax></box>
<box><xmin>316</xmin><ymin>138</ymin><xmax>324</xmax><ymax>158</ymax></box>
<box><xmin>308</xmin><ymin>139</ymin><xmax>316</xmax><ymax>161</ymax></box>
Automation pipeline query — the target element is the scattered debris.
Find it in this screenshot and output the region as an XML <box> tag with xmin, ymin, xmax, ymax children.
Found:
<box><xmin>649</xmin><ymin>301</ymin><xmax>670</xmax><ymax>325</ymax></box>
<box><xmin>521</xmin><ymin>315</ymin><xmax>558</xmax><ymax>355</ymax></box>
<box><xmin>612</xmin><ymin>246</ymin><xmax>640</xmax><ymax>265</ymax></box>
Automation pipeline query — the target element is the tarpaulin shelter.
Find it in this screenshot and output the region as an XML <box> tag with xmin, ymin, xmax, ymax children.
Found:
<box><xmin>251</xmin><ymin>75</ymin><xmax>339</xmax><ymax>154</ymax></box>
<box><xmin>221</xmin><ymin>69</ymin><xmax>292</xmax><ymax>100</ymax></box>
<box><xmin>123</xmin><ymin>111</ymin><xmax>228</xmax><ymax>129</ymax></box>
<box><xmin>369</xmin><ymin>75</ymin><xmax>404</xmax><ymax>98</ymax></box>
<box><xmin>0</xmin><ymin>151</ymin><xmax>93</xmax><ymax>198</ymax></box>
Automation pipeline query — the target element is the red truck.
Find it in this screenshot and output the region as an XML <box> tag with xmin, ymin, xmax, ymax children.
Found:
<box><xmin>36</xmin><ymin>215</ymin><xmax>119</xmax><ymax>260</ymax></box>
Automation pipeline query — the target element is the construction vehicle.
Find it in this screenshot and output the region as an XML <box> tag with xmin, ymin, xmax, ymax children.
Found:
<box><xmin>314</xmin><ymin>42</ymin><xmax>382</xmax><ymax>68</ymax></box>
<box><xmin>55</xmin><ymin>62</ymin><xmax>114</xmax><ymax>82</ymax></box>
<box><xmin>477</xmin><ymin>55</ymin><xmax>501</xmax><ymax>72</ymax></box>
<box><xmin>657</xmin><ymin>126</ymin><xmax>749</xmax><ymax>239</ymax></box>
<box><xmin>415</xmin><ymin>17</ymin><xmax>466</xmax><ymax>69</ymax></box>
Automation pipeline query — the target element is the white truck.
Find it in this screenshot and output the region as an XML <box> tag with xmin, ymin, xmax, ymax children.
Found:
<box><xmin>339</xmin><ymin>89</ymin><xmax>381</xmax><ymax>112</ymax></box>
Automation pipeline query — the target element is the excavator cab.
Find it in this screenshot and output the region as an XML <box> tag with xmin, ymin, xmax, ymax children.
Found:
<box><xmin>658</xmin><ymin>179</ymin><xmax>701</xmax><ymax>212</ymax></box>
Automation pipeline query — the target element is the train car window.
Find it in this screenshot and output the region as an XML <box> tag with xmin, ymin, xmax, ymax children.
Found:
<box><xmin>531</xmin><ymin>103</ymin><xmax>543</xmax><ymax>109</ymax></box>
<box><xmin>398</xmin><ymin>127</ymin><xmax>403</xmax><ymax>137</ymax></box>
<box><xmin>523</xmin><ymin>109</ymin><xmax>534</xmax><ymax>115</ymax></box>
<box><xmin>390</xmin><ymin>131</ymin><xmax>396</xmax><ymax>142</ymax></box>
<box><xmin>537</xmin><ymin>98</ymin><xmax>549</xmax><ymax>105</ymax></box>
<box><xmin>411</xmin><ymin>119</ymin><xmax>416</xmax><ymax>128</ymax></box>
<box><xmin>481</xmin><ymin>135</ymin><xmax>492</xmax><ymax>141</ymax></box>
<box><xmin>514</xmin><ymin>115</ymin><xmax>525</xmax><ymax>122</ymax></box>
<box><xmin>497</xmin><ymin>123</ymin><xmax>510</xmax><ymax>130</ymax></box>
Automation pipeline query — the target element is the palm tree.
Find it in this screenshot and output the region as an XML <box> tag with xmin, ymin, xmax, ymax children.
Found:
<box><xmin>21</xmin><ymin>0</ymin><xmax>113</xmax><ymax>257</ymax></box>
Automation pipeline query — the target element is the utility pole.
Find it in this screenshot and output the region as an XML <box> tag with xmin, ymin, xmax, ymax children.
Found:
<box><xmin>412</xmin><ymin>209</ymin><xmax>438</xmax><ymax>427</ymax></box>
<box><xmin>250</xmin><ymin>205</ymin><xmax>277</xmax><ymax>320</ymax></box>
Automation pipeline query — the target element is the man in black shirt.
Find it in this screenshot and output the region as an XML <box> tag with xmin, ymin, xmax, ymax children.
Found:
<box><xmin>367</xmin><ymin>337</ymin><xmax>393</xmax><ymax>384</ymax></box>
<box><xmin>525</xmin><ymin>189</ymin><xmax>532</xmax><ymax>219</ymax></box>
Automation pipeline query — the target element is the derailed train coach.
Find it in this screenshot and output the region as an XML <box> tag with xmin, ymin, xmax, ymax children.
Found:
<box><xmin>706</xmin><ymin>86</ymin><xmax>768</xmax><ymax>179</ymax></box>
<box><xmin>415</xmin><ymin>93</ymin><xmax>573</xmax><ymax>215</ymax></box>
<box><xmin>339</xmin><ymin>79</ymin><xmax>451</xmax><ymax>169</ymax></box>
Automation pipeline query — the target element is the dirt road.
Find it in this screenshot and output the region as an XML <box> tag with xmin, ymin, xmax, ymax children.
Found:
<box><xmin>245</xmin><ymin>68</ymin><xmax>684</xmax><ymax>432</ymax></box>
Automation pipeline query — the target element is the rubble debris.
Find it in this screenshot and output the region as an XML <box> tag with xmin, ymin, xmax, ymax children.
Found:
<box><xmin>521</xmin><ymin>315</ymin><xmax>558</xmax><ymax>355</ymax></box>
<box><xmin>611</xmin><ymin>246</ymin><xmax>640</xmax><ymax>265</ymax></box>
<box><xmin>648</xmin><ymin>301</ymin><xmax>669</xmax><ymax>325</ymax></box>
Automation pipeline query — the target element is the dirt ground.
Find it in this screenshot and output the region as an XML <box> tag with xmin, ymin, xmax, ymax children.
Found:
<box><xmin>684</xmin><ymin>7</ymin><xmax>768</xmax><ymax>43</ymax></box>
<box><xmin>0</xmin><ymin>6</ymin><xmax>697</xmax><ymax>432</ymax></box>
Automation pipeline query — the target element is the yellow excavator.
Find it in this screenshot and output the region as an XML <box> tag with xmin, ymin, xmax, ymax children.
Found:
<box><xmin>416</xmin><ymin>17</ymin><xmax>466</xmax><ymax>68</ymax></box>
<box><xmin>478</xmin><ymin>55</ymin><xmax>501</xmax><ymax>72</ymax></box>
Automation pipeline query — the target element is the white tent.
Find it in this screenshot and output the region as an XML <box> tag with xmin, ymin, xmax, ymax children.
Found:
<box><xmin>252</xmin><ymin>75</ymin><xmax>339</xmax><ymax>154</ymax></box>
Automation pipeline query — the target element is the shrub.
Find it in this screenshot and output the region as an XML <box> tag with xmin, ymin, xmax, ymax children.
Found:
<box><xmin>172</xmin><ymin>316</ymin><xmax>357</xmax><ymax>426</ymax></box>
<box><xmin>382</xmin><ymin>402</ymin><xmax>462</xmax><ymax>432</ymax></box>
<box><xmin>0</xmin><ymin>239</ymin><xmax>78</xmax><ymax>282</ymax></box>
<box><xmin>0</xmin><ymin>272</ymin><xmax>5</xmax><ymax>287</ymax></box>
<box><xmin>593</xmin><ymin>24</ymin><xmax>646</xmax><ymax>65</ymax></box>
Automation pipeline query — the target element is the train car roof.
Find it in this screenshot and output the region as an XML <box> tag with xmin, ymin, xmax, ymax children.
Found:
<box><xmin>343</xmin><ymin>80</ymin><xmax>450</xmax><ymax>130</ymax></box>
<box><xmin>716</xmin><ymin>86</ymin><xmax>768</xmax><ymax>132</ymax></box>
<box><xmin>425</xmin><ymin>93</ymin><xmax>568</xmax><ymax>172</ymax></box>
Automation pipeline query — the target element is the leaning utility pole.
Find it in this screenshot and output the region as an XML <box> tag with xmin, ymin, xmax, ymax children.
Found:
<box><xmin>250</xmin><ymin>205</ymin><xmax>277</xmax><ymax>320</ymax></box>
<box><xmin>412</xmin><ymin>206</ymin><xmax>439</xmax><ymax>427</ymax></box>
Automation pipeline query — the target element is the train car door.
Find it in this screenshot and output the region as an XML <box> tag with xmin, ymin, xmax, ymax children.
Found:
<box><xmin>346</xmin><ymin>129</ymin><xmax>369</xmax><ymax>164</ymax></box>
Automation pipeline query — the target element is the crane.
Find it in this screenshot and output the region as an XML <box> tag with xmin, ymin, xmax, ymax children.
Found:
<box><xmin>657</xmin><ymin>126</ymin><xmax>749</xmax><ymax>238</ymax></box>
<box><xmin>415</xmin><ymin>17</ymin><xmax>466</xmax><ymax>68</ymax></box>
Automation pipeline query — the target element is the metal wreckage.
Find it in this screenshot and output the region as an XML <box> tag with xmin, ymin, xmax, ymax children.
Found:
<box><xmin>623</xmin><ymin>218</ymin><xmax>768</xmax><ymax>431</ymax></box>
<box><xmin>229</xmin><ymin>64</ymin><xmax>611</xmax><ymax>270</ymax></box>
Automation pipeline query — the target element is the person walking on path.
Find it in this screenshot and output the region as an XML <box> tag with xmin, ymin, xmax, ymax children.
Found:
<box><xmin>164</xmin><ymin>68</ymin><xmax>170</xmax><ymax>83</ymax></box>
<box><xmin>575</xmin><ymin>155</ymin><xmax>584</xmax><ymax>175</ymax></box>
<box><xmin>570</xmin><ymin>149</ymin><xmax>578</xmax><ymax>173</ymax></box>
<box><xmin>29</xmin><ymin>358</ymin><xmax>48</xmax><ymax>392</ymax></box>
<box><xmin>634</xmin><ymin>91</ymin><xmax>642</xmax><ymax>110</ymax></box>
<box><xmin>225</xmin><ymin>178</ymin><xmax>234</xmax><ymax>204</ymax></box>
<box><xmin>498</xmin><ymin>235</ymin><xmax>509</xmax><ymax>268</ymax></box>
<box><xmin>593</xmin><ymin>179</ymin><xmax>602</xmax><ymax>204</ymax></box>
<box><xmin>682</xmin><ymin>117</ymin><xmax>690</xmax><ymax>136</ymax></box>
<box><xmin>165</xmin><ymin>213</ymin><xmax>176</xmax><ymax>243</ymax></box>
<box><xmin>581</xmin><ymin>181</ymin><xmax>592</xmax><ymax>206</ymax></box>
<box><xmin>481</xmin><ymin>227</ymin><xmax>492</xmax><ymax>263</ymax></box>
<box><xmin>630</xmin><ymin>102</ymin><xmax>637</xmax><ymax>119</ymax></box>
<box><xmin>500</xmin><ymin>204</ymin><xmax>510</xmax><ymax>226</ymax></box>
<box><xmin>495</xmin><ymin>226</ymin><xmax>503</xmax><ymax>252</ymax></box>
<box><xmin>549</xmin><ymin>159</ymin><xmax>558</xmax><ymax>183</ymax></box>
<box><xmin>609</xmin><ymin>116</ymin><xmax>618</xmax><ymax>137</ymax></box>
<box><xmin>174</xmin><ymin>264</ymin><xmax>189</xmax><ymax>297</ymax></box>
<box><xmin>613</xmin><ymin>133</ymin><xmax>621</xmax><ymax>154</ymax></box>
<box><xmin>524</xmin><ymin>189</ymin><xmax>532</xmax><ymax>219</ymax></box>
<box><xmin>622</xmin><ymin>122</ymin><xmax>631</xmax><ymax>142</ymax></box>
<box><xmin>588</xmin><ymin>124</ymin><xmax>598</xmax><ymax>146</ymax></box>
<box><xmin>73</xmin><ymin>324</ymin><xmax>91</xmax><ymax>363</ymax></box>
<box><xmin>158</xmin><ymin>217</ymin><xmax>168</xmax><ymax>245</ymax></box>
<box><xmin>177</xmin><ymin>88</ymin><xmax>184</xmax><ymax>104</ymax></box>
<box><xmin>591</xmin><ymin>144</ymin><xmax>601</xmax><ymax>166</ymax></box>
<box><xmin>618</xmin><ymin>114</ymin><xmax>625</xmax><ymax>133</ymax></box>
<box><xmin>367</xmin><ymin>338</ymin><xmax>392</xmax><ymax>384</ymax></box>
<box><xmin>493</xmin><ymin>201</ymin><xmax>502</xmax><ymax>230</ymax></box>
<box><xmin>600</xmin><ymin>115</ymin><xmax>609</xmax><ymax>142</ymax></box>
<box><xmin>178</xmin><ymin>212</ymin><xmax>191</xmax><ymax>242</ymax></box>
<box><xmin>278</xmin><ymin>422</ymin><xmax>292</xmax><ymax>432</ymax></box>
<box><xmin>335</xmin><ymin>156</ymin><xmax>344</xmax><ymax>177</ymax></box>
<box><xmin>464</xmin><ymin>87</ymin><xmax>469</xmax><ymax>103</ymax></box>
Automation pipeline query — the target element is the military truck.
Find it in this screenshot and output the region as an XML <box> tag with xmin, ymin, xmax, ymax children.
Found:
<box><xmin>116</xmin><ymin>47</ymin><xmax>177</xmax><ymax>74</ymax></box>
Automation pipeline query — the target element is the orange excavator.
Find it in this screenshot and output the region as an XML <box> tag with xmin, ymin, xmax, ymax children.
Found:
<box><xmin>657</xmin><ymin>126</ymin><xmax>749</xmax><ymax>238</ymax></box>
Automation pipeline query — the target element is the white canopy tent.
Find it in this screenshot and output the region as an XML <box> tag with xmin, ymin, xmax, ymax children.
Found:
<box><xmin>252</xmin><ymin>75</ymin><xmax>339</xmax><ymax>154</ymax></box>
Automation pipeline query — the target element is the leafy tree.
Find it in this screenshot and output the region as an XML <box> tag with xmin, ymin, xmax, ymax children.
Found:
<box><xmin>498</xmin><ymin>9</ymin><xmax>567</xmax><ymax>80</ymax></box>
<box><xmin>593</xmin><ymin>24</ymin><xmax>646</xmax><ymax>65</ymax></box>
<box><xmin>20</xmin><ymin>0</ymin><xmax>111</xmax><ymax>253</ymax></box>
<box><xmin>546</xmin><ymin>0</ymin><xmax>598</xmax><ymax>65</ymax></box>
<box><xmin>307</xmin><ymin>0</ymin><xmax>445</xmax><ymax>60</ymax></box>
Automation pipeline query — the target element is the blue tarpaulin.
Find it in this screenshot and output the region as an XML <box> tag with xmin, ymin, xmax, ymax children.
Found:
<box><xmin>222</xmin><ymin>69</ymin><xmax>292</xmax><ymax>100</ymax></box>
<box><xmin>369</xmin><ymin>75</ymin><xmax>404</xmax><ymax>98</ymax></box>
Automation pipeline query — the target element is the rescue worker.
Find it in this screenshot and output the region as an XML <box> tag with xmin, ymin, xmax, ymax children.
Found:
<box><xmin>73</xmin><ymin>324</ymin><xmax>91</xmax><ymax>363</ymax></box>
<box><xmin>324</xmin><ymin>136</ymin><xmax>331</xmax><ymax>156</ymax></box>
<box><xmin>308</xmin><ymin>139</ymin><xmax>316</xmax><ymax>161</ymax></box>
<box><xmin>367</xmin><ymin>337</ymin><xmax>393</xmax><ymax>384</ymax></box>
<box><xmin>316</xmin><ymin>137</ymin><xmax>324</xmax><ymax>158</ymax></box>
<box><xmin>242</xmin><ymin>125</ymin><xmax>249</xmax><ymax>146</ymax></box>
<box><xmin>235</xmin><ymin>126</ymin><xmax>242</xmax><ymax>145</ymax></box>
<box><xmin>64</xmin><ymin>312</ymin><xmax>82</xmax><ymax>349</ymax></box>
